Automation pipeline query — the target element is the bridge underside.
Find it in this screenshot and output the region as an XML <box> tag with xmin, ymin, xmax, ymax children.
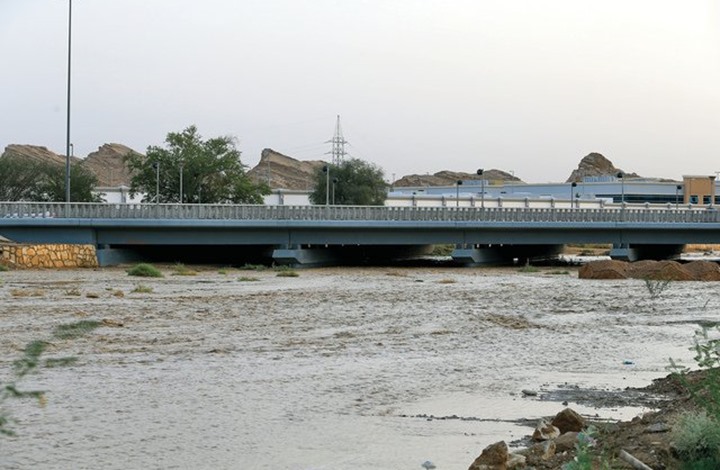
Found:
<box><xmin>0</xmin><ymin>218</ymin><xmax>712</xmax><ymax>266</ymax></box>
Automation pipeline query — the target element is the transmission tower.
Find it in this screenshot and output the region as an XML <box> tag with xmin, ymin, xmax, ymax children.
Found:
<box><xmin>326</xmin><ymin>115</ymin><xmax>349</xmax><ymax>165</ymax></box>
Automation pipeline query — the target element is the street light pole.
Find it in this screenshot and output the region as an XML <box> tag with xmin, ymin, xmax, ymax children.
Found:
<box><xmin>332</xmin><ymin>177</ymin><xmax>338</xmax><ymax>205</ymax></box>
<box><xmin>65</xmin><ymin>0</ymin><xmax>73</xmax><ymax>203</ymax></box>
<box><xmin>570</xmin><ymin>182</ymin><xmax>577</xmax><ymax>209</ymax></box>
<box><xmin>152</xmin><ymin>162</ymin><xmax>160</xmax><ymax>204</ymax></box>
<box><xmin>179</xmin><ymin>162</ymin><xmax>184</xmax><ymax>204</ymax></box>
<box><xmin>675</xmin><ymin>184</ymin><xmax>681</xmax><ymax>209</ymax></box>
<box><xmin>456</xmin><ymin>180</ymin><xmax>462</xmax><ymax>207</ymax></box>
<box><xmin>323</xmin><ymin>165</ymin><xmax>330</xmax><ymax>206</ymax></box>
<box><xmin>477</xmin><ymin>169</ymin><xmax>484</xmax><ymax>209</ymax></box>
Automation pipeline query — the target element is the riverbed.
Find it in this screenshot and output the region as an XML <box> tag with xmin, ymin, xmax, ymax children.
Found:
<box><xmin>0</xmin><ymin>266</ymin><xmax>716</xmax><ymax>469</ymax></box>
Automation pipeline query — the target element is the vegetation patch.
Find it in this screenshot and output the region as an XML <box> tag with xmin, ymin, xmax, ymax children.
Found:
<box><xmin>0</xmin><ymin>264</ymin><xmax>9</xmax><ymax>272</ymax></box>
<box><xmin>240</xmin><ymin>264</ymin><xmax>268</xmax><ymax>271</ymax></box>
<box><xmin>238</xmin><ymin>276</ymin><xmax>260</xmax><ymax>282</ymax></box>
<box><xmin>172</xmin><ymin>263</ymin><xmax>198</xmax><ymax>276</ymax></box>
<box><xmin>131</xmin><ymin>284</ymin><xmax>153</xmax><ymax>294</ymax></box>
<box><xmin>127</xmin><ymin>263</ymin><xmax>163</xmax><ymax>278</ymax></box>
<box><xmin>53</xmin><ymin>320</ymin><xmax>102</xmax><ymax>340</ymax></box>
<box><xmin>64</xmin><ymin>288</ymin><xmax>81</xmax><ymax>296</ymax></box>
<box><xmin>437</xmin><ymin>278</ymin><xmax>456</xmax><ymax>284</ymax></box>
<box><xmin>275</xmin><ymin>266</ymin><xmax>299</xmax><ymax>278</ymax></box>
<box><xmin>10</xmin><ymin>288</ymin><xmax>45</xmax><ymax>297</ymax></box>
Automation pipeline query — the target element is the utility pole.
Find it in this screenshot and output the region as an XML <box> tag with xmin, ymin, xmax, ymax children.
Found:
<box><xmin>65</xmin><ymin>0</ymin><xmax>73</xmax><ymax>203</ymax></box>
<box><xmin>325</xmin><ymin>115</ymin><xmax>348</xmax><ymax>165</ymax></box>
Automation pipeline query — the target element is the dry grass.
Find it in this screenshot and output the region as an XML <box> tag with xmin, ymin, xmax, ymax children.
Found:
<box><xmin>10</xmin><ymin>288</ymin><xmax>45</xmax><ymax>297</ymax></box>
<box><xmin>131</xmin><ymin>284</ymin><xmax>153</xmax><ymax>294</ymax></box>
<box><xmin>437</xmin><ymin>278</ymin><xmax>457</xmax><ymax>284</ymax></box>
<box><xmin>686</xmin><ymin>244</ymin><xmax>720</xmax><ymax>253</ymax></box>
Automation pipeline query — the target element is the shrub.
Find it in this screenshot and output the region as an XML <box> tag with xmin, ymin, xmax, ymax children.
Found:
<box><xmin>238</xmin><ymin>276</ymin><xmax>260</xmax><ymax>282</ymax></box>
<box><xmin>131</xmin><ymin>284</ymin><xmax>153</xmax><ymax>294</ymax></box>
<box><xmin>0</xmin><ymin>264</ymin><xmax>9</xmax><ymax>272</ymax></box>
<box><xmin>172</xmin><ymin>263</ymin><xmax>198</xmax><ymax>276</ymax></box>
<box><xmin>240</xmin><ymin>264</ymin><xmax>268</xmax><ymax>271</ymax></box>
<box><xmin>672</xmin><ymin>412</ymin><xmax>720</xmax><ymax>466</ymax></box>
<box><xmin>127</xmin><ymin>263</ymin><xmax>163</xmax><ymax>278</ymax></box>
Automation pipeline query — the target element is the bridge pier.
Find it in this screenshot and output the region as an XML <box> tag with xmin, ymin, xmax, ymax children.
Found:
<box><xmin>609</xmin><ymin>244</ymin><xmax>685</xmax><ymax>262</ymax></box>
<box><xmin>95</xmin><ymin>246</ymin><xmax>144</xmax><ymax>266</ymax></box>
<box><xmin>451</xmin><ymin>244</ymin><xmax>564</xmax><ymax>265</ymax></box>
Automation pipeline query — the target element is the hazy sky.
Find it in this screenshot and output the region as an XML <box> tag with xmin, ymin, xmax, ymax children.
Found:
<box><xmin>2</xmin><ymin>0</ymin><xmax>719</xmax><ymax>183</ymax></box>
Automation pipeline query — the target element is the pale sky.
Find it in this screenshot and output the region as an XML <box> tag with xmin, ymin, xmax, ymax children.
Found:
<box><xmin>1</xmin><ymin>0</ymin><xmax>719</xmax><ymax>183</ymax></box>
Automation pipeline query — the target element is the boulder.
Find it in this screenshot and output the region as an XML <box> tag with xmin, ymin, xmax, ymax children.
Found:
<box><xmin>523</xmin><ymin>440</ymin><xmax>556</xmax><ymax>461</ymax></box>
<box><xmin>551</xmin><ymin>408</ymin><xmax>586</xmax><ymax>434</ymax></box>
<box><xmin>468</xmin><ymin>441</ymin><xmax>509</xmax><ymax>470</ymax></box>
<box><xmin>554</xmin><ymin>431</ymin><xmax>580</xmax><ymax>452</ymax></box>
<box><xmin>578</xmin><ymin>260</ymin><xmax>630</xmax><ymax>279</ymax></box>
<box><xmin>532</xmin><ymin>420</ymin><xmax>560</xmax><ymax>441</ymax></box>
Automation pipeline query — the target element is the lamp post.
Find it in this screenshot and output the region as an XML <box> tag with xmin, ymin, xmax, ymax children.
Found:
<box><xmin>570</xmin><ymin>182</ymin><xmax>577</xmax><ymax>209</ymax></box>
<box><xmin>456</xmin><ymin>180</ymin><xmax>463</xmax><ymax>207</ymax></box>
<box><xmin>322</xmin><ymin>165</ymin><xmax>330</xmax><ymax>206</ymax></box>
<box><xmin>675</xmin><ymin>184</ymin><xmax>681</xmax><ymax>209</ymax></box>
<box><xmin>477</xmin><ymin>169</ymin><xmax>484</xmax><ymax>209</ymax></box>
<box><xmin>617</xmin><ymin>172</ymin><xmax>625</xmax><ymax>204</ymax></box>
<box><xmin>179</xmin><ymin>162</ymin><xmax>184</xmax><ymax>204</ymax></box>
<box><xmin>152</xmin><ymin>162</ymin><xmax>160</xmax><ymax>204</ymax></box>
<box><xmin>710</xmin><ymin>176</ymin><xmax>716</xmax><ymax>208</ymax></box>
<box><xmin>65</xmin><ymin>0</ymin><xmax>73</xmax><ymax>203</ymax></box>
<box><xmin>332</xmin><ymin>177</ymin><xmax>338</xmax><ymax>205</ymax></box>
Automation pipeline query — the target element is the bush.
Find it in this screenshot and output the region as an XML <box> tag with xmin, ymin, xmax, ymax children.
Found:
<box><xmin>238</xmin><ymin>276</ymin><xmax>260</xmax><ymax>282</ymax></box>
<box><xmin>172</xmin><ymin>263</ymin><xmax>197</xmax><ymax>276</ymax></box>
<box><xmin>131</xmin><ymin>284</ymin><xmax>153</xmax><ymax>294</ymax></box>
<box><xmin>275</xmin><ymin>266</ymin><xmax>299</xmax><ymax>277</ymax></box>
<box><xmin>0</xmin><ymin>264</ymin><xmax>9</xmax><ymax>272</ymax></box>
<box><xmin>127</xmin><ymin>263</ymin><xmax>163</xmax><ymax>277</ymax></box>
<box><xmin>672</xmin><ymin>412</ymin><xmax>720</xmax><ymax>466</ymax></box>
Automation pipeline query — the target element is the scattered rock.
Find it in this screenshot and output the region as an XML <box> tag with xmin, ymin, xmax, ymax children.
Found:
<box><xmin>553</xmin><ymin>431</ymin><xmax>580</xmax><ymax>452</ymax></box>
<box><xmin>645</xmin><ymin>423</ymin><xmax>671</xmax><ymax>433</ymax></box>
<box><xmin>532</xmin><ymin>420</ymin><xmax>561</xmax><ymax>441</ymax></box>
<box><xmin>468</xmin><ymin>441</ymin><xmax>509</xmax><ymax>470</ymax></box>
<box><xmin>101</xmin><ymin>319</ymin><xmax>124</xmax><ymax>328</ymax></box>
<box><xmin>521</xmin><ymin>389</ymin><xmax>538</xmax><ymax>397</ymax></box>
<box><xmin>551</xmin><ymin>408</ymin><xmax>586</xmax><ymax>434</ymax></box>
<box><xmin>523</xmin><ymin>440</ymin><xmax>556</xmax><ymax>461</ymax></box>
<box><xmin>506</xmin><ymin>453</ymin><xmax>526</xmax><ymax>469</ymax></box>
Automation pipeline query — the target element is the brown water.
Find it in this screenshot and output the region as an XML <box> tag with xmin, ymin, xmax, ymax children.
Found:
<box><xmin>0</xmin><ymin>266</ymin><xmax>716</xmax><ymax>469</ymax></box>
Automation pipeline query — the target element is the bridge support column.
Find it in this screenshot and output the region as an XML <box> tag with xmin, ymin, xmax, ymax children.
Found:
<box><xmin>271</xmin><ymin>246</ymin><xmax>340</xmax><ymax>267</ymax></box>
<box><xmin>452</xmin><ymin>244</ymin><xmax>564</xmax><ymax>265</ymax></box>
<box><xmin>96</xmin><ymin>246</ymin><xmax>144</xmax><ymax>266</ymax></box>
<box><xmin>609</xmin><ymin>244</ymin><xmax>685</xmax><ymax>262</ymax></box>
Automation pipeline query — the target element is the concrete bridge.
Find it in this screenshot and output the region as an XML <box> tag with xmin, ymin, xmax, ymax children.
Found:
<box><xmin>2</xmin><ymin>202</ymin><xmax>720</xmax><ymax>266</ymax></box>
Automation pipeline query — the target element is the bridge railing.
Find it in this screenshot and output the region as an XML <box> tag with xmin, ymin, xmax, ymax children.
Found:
<box><xmin>1</xmin><ymin>202</ymin><xmax>720</xmax><ymax>224</ymax></box>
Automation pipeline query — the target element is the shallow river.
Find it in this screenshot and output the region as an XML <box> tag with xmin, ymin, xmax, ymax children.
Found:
<box><xmin>1</xmin><ymin>266</ymin><xmax>717</xmax><ymax>469</ymax></box>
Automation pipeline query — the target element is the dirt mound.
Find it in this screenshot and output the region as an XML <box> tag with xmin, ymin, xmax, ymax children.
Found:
<box><xmin>578</xmin><ymin>260</ymin><xmax>629</xmax><ymax>279</ymax></box>
<box><xmin>581</xmin><ymin>260</ymin><xmax>718</xmax><ymax>281</ymax></box>
<box><xmin>683</xmin><ymin>260</ymin><xmax>720</xmax><ymax>281</ymax></box>
<box><xmin>630</xmin><ymin>260</ymin><xmax>694</xmax><ymax>281</ymax></box>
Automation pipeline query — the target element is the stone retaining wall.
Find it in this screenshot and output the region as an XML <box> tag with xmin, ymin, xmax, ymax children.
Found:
<box><xmin>0</xmin><ymin>243</ymin><xmax>98</xmax><ymax>268</ymax></box>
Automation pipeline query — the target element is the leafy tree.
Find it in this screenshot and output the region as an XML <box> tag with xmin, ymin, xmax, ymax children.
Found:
<box><xmin>125</xmin><ymin>125</ymin><xmax>269</xmax><ymax>204</ymax></box>
<box><xmin>0</xmin><ymin>156</ymin><xmax>102</xmax><ymax>202</ymax></box>
<box><xmin>310</xmin><ymin>158</ymin><xmax>387</xmax><ymax>205</ymax></box>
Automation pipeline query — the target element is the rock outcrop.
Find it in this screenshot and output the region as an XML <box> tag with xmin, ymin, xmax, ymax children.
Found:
<box><xmin>82</xmin><ymin>143</ymin><xmax>139</xmax><ymax>187</ymax></box>
<box><xmin>1</xmin><ymin>143</ymin><xmax>140</xmax><ymax>187</ymax></box>
<box><xmin>394</xmin><ymin>169</ymin><xmax>522</xmax><ymax>187</ymax></box>
<box><xmin>246</xmin><ymin>148</ymin><xmax>325</xmax><ymax>190</ymax></box>
<box><xmin>566</xmin><ymin>152</ymin><xmax>639</xmax><ymax>183</ymax></box>
<box><xmin>1</xmin><ymin>144</ymin><xmax>77</xmax><ymax>166</ymax></box>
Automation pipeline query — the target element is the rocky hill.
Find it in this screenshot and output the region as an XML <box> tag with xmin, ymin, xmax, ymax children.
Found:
<box><xmin>2</xmin><ymin>144</ymin><xmax>79</xmax><ymax>166</ymax></box>
<box><xmin>246</xmin><ymin>148</ymin><xmax>325</xmax><ymax>191</ymax></box>
<box><xmin>566</xmin><ymin>152</ymin><xmax>639</xmax><ymax>183</ymax></box>
<box><xmin>83</xmin><ymin>144</ymin><xmax>139</xmax><ymax>186</ymax></box>
<box><xmin>393</xmin><ymin>169</ymin><xmax>522</xmax><ymax>187</ymax></box>
<box><xmin>1</xmin><ymin>144</ymin><xmax>140</xmax><ymax>187</ymax></box>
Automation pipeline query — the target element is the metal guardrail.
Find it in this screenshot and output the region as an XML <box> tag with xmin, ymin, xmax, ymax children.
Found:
<box><xmin>1</xmin><ymin>202</ymin><xmax>720</xmax><ymax>224</ymax></box>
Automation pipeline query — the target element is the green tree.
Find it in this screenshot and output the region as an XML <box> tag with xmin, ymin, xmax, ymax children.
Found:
<box><xmin>310</xmin><ymin>158</ymin><xmax>388</xmax><ymax>205</ymax></box>
<box><xmin>0</xmin><ymin>156</ymin><xmax>102</xmax><ymax>202</ymax></box>
<box><xmin>125</xmin><ymin>125</ymin><xmax>269</xmax><ymax>204</ymax></box>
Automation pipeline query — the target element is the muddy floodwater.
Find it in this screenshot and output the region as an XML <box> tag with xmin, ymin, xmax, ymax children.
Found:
<box><xmin>1</xmin><ymin>266</ymin><xmax>717</xmax><ymax>469</ymax></box>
